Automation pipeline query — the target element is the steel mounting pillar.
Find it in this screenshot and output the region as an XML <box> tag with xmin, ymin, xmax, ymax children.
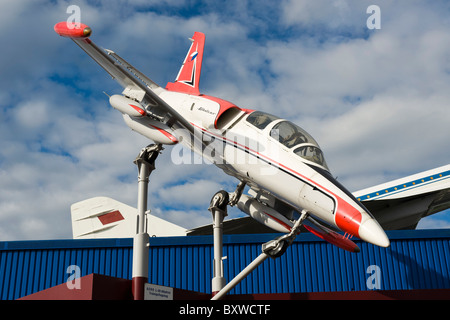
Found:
<box><xmin>208</xmin><ymin>190</ymin><xmax>229</xmax><ymax>297</ymax></box>
<box><xmin>211</xmin><ymin>210</ymin><xmax>308</xmax><ymax>300</ymax></box>
<box><xmin>132</xmin><ymin>144</ymin><xmax>163</xmax><ymax>300</ymax></box>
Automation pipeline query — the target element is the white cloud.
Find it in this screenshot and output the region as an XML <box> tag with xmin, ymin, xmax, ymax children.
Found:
<box><xmin>156</xmin><ymin>179</ymin><xmax>224</xmax><ymax>207</ymax></box>
<box><xmin>282</xmin><ymin>0</ymin><xmax>366</xmax><ymax>30</ymax></box>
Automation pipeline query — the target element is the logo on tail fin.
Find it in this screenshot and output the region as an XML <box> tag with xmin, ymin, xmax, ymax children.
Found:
<box><xmin>190</xmin><ymin>51</ymin><xmax>198</xmax><ymax>61</ymax></box>
<box><xmin>166</xmin><ymin>32</ymin><xmax>205</xmax><ymax>95</ymax></box>
<box><xmin>177</xmin><ymin>44</ymin><xmax>198</xmax><ymax>88</ymax></box>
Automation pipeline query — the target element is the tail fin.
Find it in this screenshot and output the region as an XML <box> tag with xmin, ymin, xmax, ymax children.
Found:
<box><xmin>71</xmin><ymin>197</ymin><xmax>186</xmax><ymax>239</ymax></box>
<box><xmin>166</xmin><ymin>32</ymin><xmax>205</xmax><ymax>95</ymax></box>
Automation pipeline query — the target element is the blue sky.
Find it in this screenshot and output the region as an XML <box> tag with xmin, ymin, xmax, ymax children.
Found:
<box><xmin>0</xmin><ymin>0</ymin><xmax>449</xmax><ymax>240</ymax></box>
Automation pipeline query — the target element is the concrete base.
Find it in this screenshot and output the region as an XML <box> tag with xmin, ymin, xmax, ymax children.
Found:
<box><xmin>19</xmin><ymin>274</ymin><xmax>209</xmax><ymax>300</ymax></box>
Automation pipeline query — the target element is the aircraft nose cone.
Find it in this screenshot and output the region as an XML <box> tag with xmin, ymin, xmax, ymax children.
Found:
<box><xmin>358</xmin><ymin>218</ymin><xmax>390</xmax><ymax>247</ymax></box>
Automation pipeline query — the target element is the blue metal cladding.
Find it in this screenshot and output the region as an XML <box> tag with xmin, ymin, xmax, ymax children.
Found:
<box><xmin>0</xmin><ymin>229</ymin><xmax>449</xmax><ymax>300</ymax></box>
<box><xmin>0</xmin><ymin>239</ymin><xmax>133</xmax><ymax>300</ymax></box>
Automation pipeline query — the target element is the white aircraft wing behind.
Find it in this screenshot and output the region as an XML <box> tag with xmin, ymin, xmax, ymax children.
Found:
<box><xmin>354</xmin><ymin>164</ymin><xmax>450</xmax><ymax>230</ymax></box>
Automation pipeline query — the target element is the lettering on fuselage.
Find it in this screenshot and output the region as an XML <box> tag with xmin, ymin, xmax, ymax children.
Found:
<box><xmin>197</xmin><ymin>106</ymin><xmax>216</xmax><ymax>115</ymax></box>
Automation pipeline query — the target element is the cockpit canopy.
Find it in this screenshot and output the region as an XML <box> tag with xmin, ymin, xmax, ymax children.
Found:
<box><xmin>246</xmin><ymin>111</ymin><xmax>329</xmax><ymax>170</ymax></box>
<box><xmin>245</xmin><ymin>111</ymin><xmax>280</xmax><ymax>130</ymax></box>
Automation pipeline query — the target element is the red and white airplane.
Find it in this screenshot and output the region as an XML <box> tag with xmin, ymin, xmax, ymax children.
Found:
<box><xmin>57</xmin><ymin>21</ymin><xmax>436</xmax><ymax>252</ymax></box>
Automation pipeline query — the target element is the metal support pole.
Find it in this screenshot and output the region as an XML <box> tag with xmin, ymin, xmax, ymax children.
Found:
<box><xmin>208</xmin><ymin>190</ymin><xmax>229</xmax><ymax>297</ymax></box>
<box><xmin>211</xmin><ymin>252</ymin><xmax>269</xmax><ymax>300</ymax></box>
<box><xmin>211</xmin><ymin>210</ymin><xmax>309</xmax><ymax>300</ymax></box>
<box><xmin>132</xmin><ymin>144</ymin><xmax>162</xmax><ymax>300</ymax></box>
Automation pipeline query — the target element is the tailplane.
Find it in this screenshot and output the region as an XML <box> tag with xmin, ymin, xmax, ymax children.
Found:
<box><xmin>166</xmin><ymin>32</ymin><xmax>205</xmax><ymax>95</ymax></box>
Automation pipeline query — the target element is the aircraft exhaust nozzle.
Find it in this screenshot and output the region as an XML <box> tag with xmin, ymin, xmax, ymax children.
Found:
<box><xmin>109</xmin><ymin>95</ymin><xmax>146</xmax><ymax>117</ymax></box>
<box><xmin>237</xmin><ymin>194</ymin><xmax>294</xmax><ymax>233</ymax></box>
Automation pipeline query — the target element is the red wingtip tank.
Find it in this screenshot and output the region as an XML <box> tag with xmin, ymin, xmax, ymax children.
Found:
<box><xmin>54</xmin><ymin>22</ymin><xmax>92</xmax><ymax>38</ymax></box>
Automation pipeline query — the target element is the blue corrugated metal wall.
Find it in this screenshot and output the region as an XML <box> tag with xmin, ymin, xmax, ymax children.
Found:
<box><xmin>1</xmin><ymin>230</ymin><xmax>449</xmax><ymax>300</ymax></box>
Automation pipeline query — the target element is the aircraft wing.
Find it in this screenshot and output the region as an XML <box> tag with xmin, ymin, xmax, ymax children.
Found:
<box><xmin>54</xmin><ymin>22</ymin><xmax>194</xmax><ymax>133</ymax></box>
<box><xmin>354</xmin><ymin>164</ymin><xmax>450</xmax><ymax>230</ymax></box>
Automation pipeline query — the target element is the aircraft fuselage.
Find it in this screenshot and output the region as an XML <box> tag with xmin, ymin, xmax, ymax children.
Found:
<box><xmin>125</xmin><ymin>90</ymin><xmax>390</xmax><ymax>247</ymax></box>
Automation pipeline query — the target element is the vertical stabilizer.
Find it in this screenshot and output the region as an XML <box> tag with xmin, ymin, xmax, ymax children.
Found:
<box><xmin>166</xmin><ymin>32</ymin><xmax>205</xmax><ymax>95</ymax></box>
<box><xmin>71</xmin><ymin>197</ymin><xmax>186</xmax><ymax>239</ymax></box>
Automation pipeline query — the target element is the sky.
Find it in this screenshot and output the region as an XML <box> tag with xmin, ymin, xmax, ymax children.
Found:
<box><xmin>0</xmin><ymin>0</ymin><xmax>449</xmax><ymax>241</ymax></box>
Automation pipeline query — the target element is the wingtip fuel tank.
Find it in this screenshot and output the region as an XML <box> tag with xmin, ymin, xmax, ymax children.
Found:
<box><xmin>54</xmin><ymin>22</ymin><xmax>92</xmax><ymax>38</ymax></box>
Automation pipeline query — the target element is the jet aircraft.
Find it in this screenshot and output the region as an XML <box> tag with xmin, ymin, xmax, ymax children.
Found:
<box><xmin>59</xmin><ymin>21</ymin><xmax>449</xmax><ymax>252</ymax></box>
